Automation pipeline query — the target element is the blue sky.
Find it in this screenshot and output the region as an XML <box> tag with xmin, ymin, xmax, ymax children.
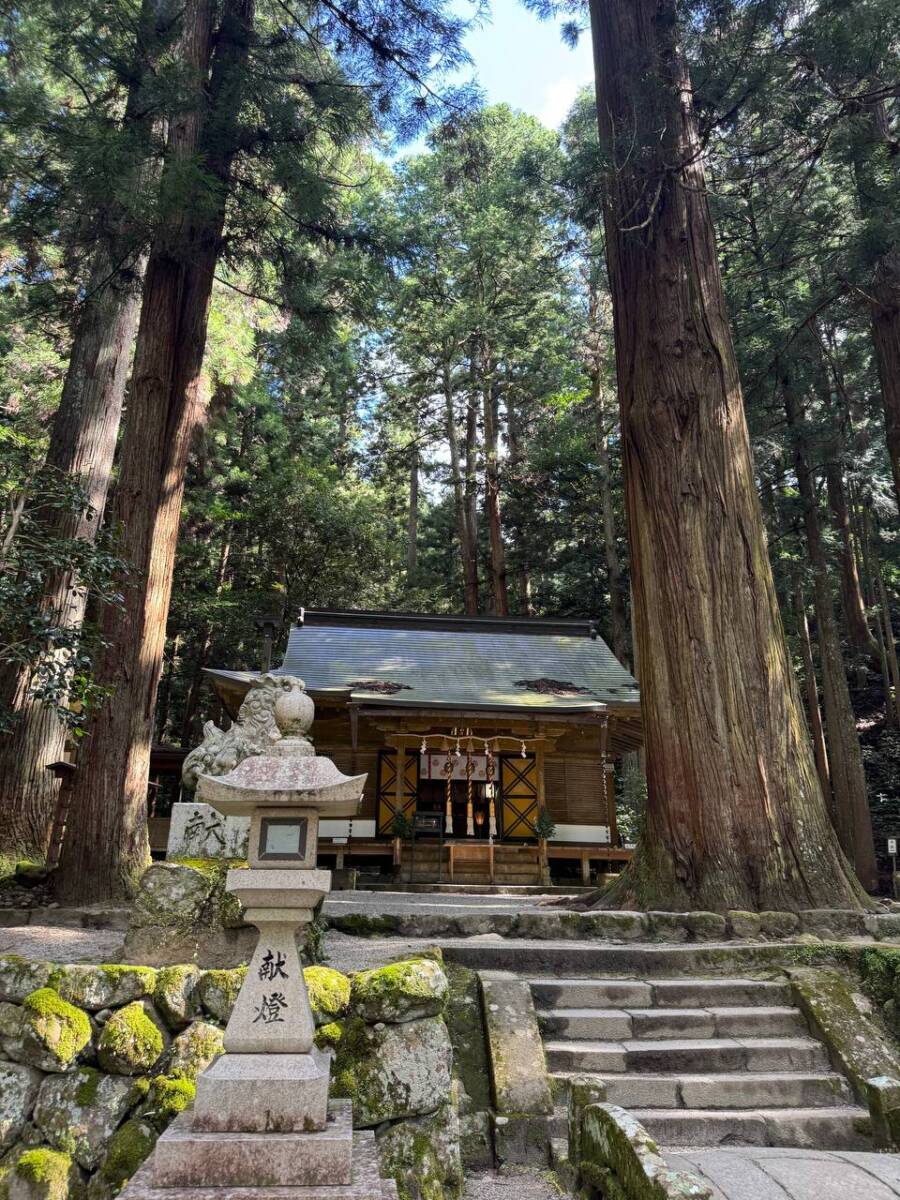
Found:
<box><xmin>461</xmin><ymin>0</ymin><xmax>594</xmax><ymax>128</ymax></box>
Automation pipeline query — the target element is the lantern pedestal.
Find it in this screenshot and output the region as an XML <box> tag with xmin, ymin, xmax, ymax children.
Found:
<box><xmin>120</xmin><ymin>678</ymin><xmax>397</xmax><ymax>1200</ymax></box>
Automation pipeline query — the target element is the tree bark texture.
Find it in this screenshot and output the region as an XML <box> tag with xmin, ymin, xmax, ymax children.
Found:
<box><xmin>56</xmin><ymin>0</ymin><xmax>255</xmax><ymax>901</ymax></box>
<box><xmin>589</xmin><ymin>0</ymin><xmax>867</xmax><ymax>910</ymax></box>
<box><xmin>783</xmin><ymin>383</ymin><xmax>877</xmax><ymax>890</ymax></box>
<box><xmin>852</xmin><ymin>102</ymin><xmax>900</xmax><ymax>512</ymax></box>
<box><xmin>593</xmin><ymin>367</ymin><xmax>628</xmax><ymax>663</ymax></box>
<box><xmin>792</xmin><ymin>577</ymin><xmax>830</xmax><ymax>800</ymax></box>
<box><xmin>407</xmin><ymin>436</ymin><xmax>419</xmax><ymax>579</ymax></box>
<box><xmin>464</xmin><ymin>392</ymin><xmax>480</xmax><ymax>613</ymax></box>
<box><xmin>505</xmin><ymin>392</ymin><xmax>534</xmax><ymax>616</ymax></box>
<box><xmin>824</xmin><ymin>457</ymin><xmax>877</xmax><ymax>658</ymax></box>
<box><xmin>481</xmin><ymin>350</ymin><xmax>508</xmax><ymax>616</ymax></box>
<box><xmin>443</xmin><ymin>364</ymin><xmax>478</xmax><ymax>614</ymax></box>
<box><xmin>0</xmin><ymin>0</ymin><xmax>169</xmax><ymax>857</ymax></box>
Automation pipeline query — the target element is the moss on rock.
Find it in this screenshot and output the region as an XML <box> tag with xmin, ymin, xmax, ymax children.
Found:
<box><xmin>351</xmin><ymin>959</ymin><xmax>448</xmax><ymax>1024</ymax></box>
<box><xmin>96</xmin><ymin>1119</ymin><xmax>157</xmax><ymax>1192</ymax></box>
<box><xmin>32</xmin><ymin>1068</ymin><xmax>136</xmax><ymax>1170</ymax></box>
<box><xmin>138</xmin><ymin>1076</ymin><xmax>196</xmax><ymax>1132</ymax></box>
<box><xmin>314</xmin><ymin>1021</ymin><xmax>344</xmax><ymax>1052</ymax></box>
<box><xmin>376</xmin><ymin>1100</ymin><xmax>462</xmax><ymax>1200</ymax></box>
<box><xmin>10</xmin><ymin>1147</ymin><xmax>78</xmax><ymax>1200</ymax></box>
<box><xmin>153</xmin><ymin>967</ymin><xmax>201</xmax><ymax>1031</ymax></box>
<box><xmin>0</xmin><ymin>959</ymin><xmax>53</xmax><ymax>1006</ymax></box>
<box><xmin>20</xmin><ymin>989</ymin><xmax>91</xmax><ymax>1073</ymax></box>
<box><xmin>443</xmin><ymin>963</ymin><xmax>491</xmax><ymax>1114</ymax></box>
<box><xmin>304</xmin><ymin>966</ymin><xmax>350</xmax><ymax>1026</ymax></box>
<box><xmin>197</xmin><ymin>968</ymin><xmax>246</xmax><ymax>1024</ymax></box>
<box><xmin>97</xmin><ymin>1002</ymin><xmax>167</xmax><ymax>1076</ymax></box>
<box><xmin>51</xmin><ymin>966</ymin><xmax>156</xmax><ymax>1014</ymax></box>
<box><xmin>165</xmin><ymin>1020</ymin><xmax>223</xmax><ymax>1081</ymax></box>
<box><xmin>789</xmin><ymin>966</ymin><xmax>900</xmax><ymax>1095</ymax></box>
<box><xmin>332</xmin><ymin>1015</ymin><xmax>452</xmax><ymax>1127</ymax></box>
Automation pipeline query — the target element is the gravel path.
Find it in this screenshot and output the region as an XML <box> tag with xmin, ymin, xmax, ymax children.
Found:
<box><xmin>464</xmin><ymin>1168</ymin><xmax>567</xmax><ymax>1200</ymax></box>
<box><xmin>0</xmin><ymin>923</ymin><xmax>124</xmax><ymax>962</ymax></box>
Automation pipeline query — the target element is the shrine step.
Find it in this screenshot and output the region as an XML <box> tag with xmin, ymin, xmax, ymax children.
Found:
<box><xmin>544</xmin><ymin>1036</ymin><xmax>830</xmax><ymax>1074</ymax></box>
<box><xmin>538</xmin><ymin>1006</ymin><xmax>805</xmax><ymax>1040</ymax></box>
<box><xmin>635</xmin><ymin>1106</ymin><xmax>870</xmax><ymax>1150</ymax></box>
<box><xmin>531</xmin><ymin>977</ymin><xmax>793</xmax><ymax>1010</ymax></box>
<box><xmin>553</xmin><ymin>1071</ymin><xmax>852</xmax><ymax>1110</ymax></box>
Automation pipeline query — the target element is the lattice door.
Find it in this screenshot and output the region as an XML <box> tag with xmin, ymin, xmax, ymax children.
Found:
<box><xmin>376</xmin><ymin>749</ymin><xmax>419</xmax><ymax>835</ymax></box>
<box><xmin>499</xmin><ymin>753</ymin><xmax>538</xmax><ymax>839</ymax></box>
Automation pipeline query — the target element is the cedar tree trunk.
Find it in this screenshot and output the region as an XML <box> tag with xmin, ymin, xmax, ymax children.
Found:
<box><xmin>443</xmin><ymin>363</ymin><xmax>479</xmax><ymax>614</ymax></box>
<box><xmin>589</xmin><ymin>0</ymin><xmax>867</xmax><ymax>910</ymax></box>
<box><xmin>825</xmin><ymin>456</ymin><xmax>877</xmax><ymax>658</ymax></box>
<box><xmin>481</xmin><ymin>349</ymin><xmax>508</xmax><ymax>616</ymax></box>
<box><xmin>55</xmin><ymin>0</ymin><xmax>255</xmax><ymax>901</ymax></box>
<box><xmin>783</xmin><ymin>380</ymin><xmax>877</xmax><ymax>890</ymax></box>
<box><xmin>0</xmin><ymin>0</ymin><xmax>169</xmax><ymax>857</ymax></box>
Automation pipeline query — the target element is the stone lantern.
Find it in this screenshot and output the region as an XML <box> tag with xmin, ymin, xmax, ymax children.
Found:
<box><xmin>122</xmin><ymin>677</ymin><xmax>396</xmax><ymax>1198</ymax></box>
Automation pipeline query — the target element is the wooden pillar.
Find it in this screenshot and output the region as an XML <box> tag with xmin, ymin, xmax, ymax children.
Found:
<box><xmin>605</xmin><ymin>764</ymin><xmax>617</xmax><ymax>846</ymax></box>
<box><xmin>535</xmin><ymin>744</ymin><xmax>550</xmax><ymax>884</ymax></box>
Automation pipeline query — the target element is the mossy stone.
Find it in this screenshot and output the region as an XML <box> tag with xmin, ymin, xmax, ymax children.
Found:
<box><xmin>97</xmin><ymin>1002</ymin><xmax>168</xmax><ymax>1076</ymax></box>
<box><xmin>351</xmin><ymin>959</ymin><xmax>448</xmax><ymax>1023</ymax></box>
<box><xmin>789</xmin><ymin>966</ymin><xmax>900</xmax><ymax>1094</ymax></box>
<box><xmin>304</xmin><ymin>966</ymin><xmax>350</xmax><ymax>1026</ymax></box>
<box><xmin>444</xmin><ymin>963</ymin><xmax>490</xmax><ymax>1114</ymax></box>
<box><xmin>153</xmin><ymin>966</ymin><xmax>201</xmax><ymax>1031</ymax></box>
<box><xmin>314</xmin><ymin>1021</ymin><xmax>344</xmax><ymax>1051</ymax></box>
<box><xmin>20</xmin><ymin>989</ymin><xmax>91</xmax><ymax>1073</ymax></box>
<box><xmin>684</xmin><ymin>912</ymin><xmax>727</xmax><ymax>941</ymax></box>
<box><xmin>51</xmin><ymin>965</ymin><xmax>156</xmax><ymax>1014</ymax></box>
<box><xmin>375</xmin><ymin>1100</ymin><xmax>462</xmax><ymax>1200</ymax></box>
<box><xmin>759</xmin><ymin>911</ymin><xmax>800</xmax><ymax>939</ymax></box>
<box><xmin>332</xmin><ymin>1015</ymin><xmax>453</xmax><ymax>1127</ymax></box>
<box><xmin>8</xmin><ymin>1147</ymin><xmax>79</xmax><ymax>1200</ymax></box>
<box><xmin>0</xmin><ymin>959</ymin><xmax>53</xmax><ymax>1006</ymax></box>
<box><xmin>165</xmin><ymin>1020</ymin><xmax>224</xmax><ymax>1081</ymax></box>
<box><xmin>197</xmin><ymin>968</ymin><xmax>246</xmax><ymax>1024</ymax></box>
<box><xmin>129</xmin><ymin>863</ymin><xmax>216</xmax><ymax>931</ymax></box>
<box><xmin>645</xmin><ymin>913</ymin><xmax>689</xmax><ymax>943</ymax></box>
<box><xmin>137</xmin><ymin>1076</ymin><xmax>196</xmax><ymax>1132</ymax></box>
<box><xmin>727</xmin><ymin>910</ymin><xmax>761</xmax><ymax>939</ymax></box>
<box><xmin>32</xmin><ymin>1068</ymin><xmax>136</xmax><ymax>1170</ymax></box>
<box><xmin>0</xmin><ymin>1063</ymin><xmax>41</xmax><ymax>1153</ymax></box>
<box><xmin>96</xmin><ymin>1118</ymin><xmax>157</xmax><ymax>1191</ymax></box>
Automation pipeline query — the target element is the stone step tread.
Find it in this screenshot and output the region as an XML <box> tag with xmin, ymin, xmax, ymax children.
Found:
<box><xmin>633</xmin><ymin>1105</ymin><xmax>868</xmax><ymax>1117</ymax></box>
<box><xmin>539</xmin><ymin>1005</ymin><xmax>801</xmax><ymax>1018</ymax></box>
<box><xmin>545</xmin><ymin>1036</ymin><xmax>823</xmax><ymax>1052</ymax></box>
<box><xmin>530</xmin><ymin>978</ymin><xmax>792</xmax><ymax>1008</ymax></box>
<box><xmin>554</xmin><ymin>1070</ymin><xmax>851</xmax><ymax>1110</ymax></box>
<box><xmin>551</xmin><ymin>1071</ymin><xmax>847</xmax><ymax>1083</ymax></box>
<box><xmin>636</xmin><ymin>1105</ymin><xmax>871</xmax><ymax>1149</ymax></box>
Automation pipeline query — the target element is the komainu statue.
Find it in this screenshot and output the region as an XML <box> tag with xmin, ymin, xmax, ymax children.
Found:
<box><xmin>181</xmin><ymin>674</ymin><xmax>305</xmax><ymax>789</ymax></box>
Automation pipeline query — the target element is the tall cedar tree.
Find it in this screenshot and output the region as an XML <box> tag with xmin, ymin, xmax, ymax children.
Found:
<box><xmin>55</xmin><ymin>0</ymin><xmax>475</xmax><ymax>900</ymax></box>
<box><xmin>55</xmin><ymin>0</ymin><xmax>253</xmax><ymax>898</ymax></box>
<box><xmin>587</xmin><ymin>0</ymin><xmax>867</xmax><ymax>909</ymax></box>
<box><xmin>0</xmin><ymin>0</ymin><xmax>173</xmax><ymax>857</ymax></box>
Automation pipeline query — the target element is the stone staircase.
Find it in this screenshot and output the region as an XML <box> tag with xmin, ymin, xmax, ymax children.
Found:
<box><xmin>532</xmin><ymin>973</ymin><xmax>871</xmax><ymax>1149</ymax></box>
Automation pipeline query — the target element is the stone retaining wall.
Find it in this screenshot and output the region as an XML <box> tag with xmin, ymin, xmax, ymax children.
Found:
<box><xmin>0</xmin><ymin>952</ymin><xmax>467</xmax><ymax>1200</ymax></box>
<box><xmin>329</xmin><ymin>906</ymin><xmax>900</xmax><ymax>943</ymax></box>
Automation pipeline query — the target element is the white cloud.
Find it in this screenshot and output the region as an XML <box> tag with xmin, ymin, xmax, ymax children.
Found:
<box><xmin>537</xmin><ymin>75</ymin><xmax>582</xmax><ymax>129</ymax></box>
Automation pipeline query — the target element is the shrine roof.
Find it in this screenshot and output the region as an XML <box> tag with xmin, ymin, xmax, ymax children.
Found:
<box><xmin>208</xmin><ymin>609</ymin><xmax>640</xmax><ymax>714</ymax></box>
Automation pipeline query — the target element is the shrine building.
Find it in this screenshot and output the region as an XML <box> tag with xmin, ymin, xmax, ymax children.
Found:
<box><xmin>206</xmin><ymin>609</ymin><xmax>642</xmax><ymax>886</ymax></box>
